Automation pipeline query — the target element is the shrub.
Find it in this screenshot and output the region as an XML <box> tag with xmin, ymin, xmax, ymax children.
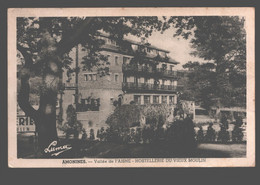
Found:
<box><xmin>104</xmin><ymin>103</ymin><xmax>196</xmax><ymax>150</ymax></box>
<box><xmin>217</xmin><ymin>124</ymin><xmax>230</xmax><ymax>143</ymax></box>
<box><xmin>89</xmin><ymin>129</ymin><xmax>95</xmax><ymax>141</ymax></box>
<box><xmin>81</xmin><ymin>129</ymin><xmax>87</xmax><ymax>140</ymax></box>
<box><xmin>205</xmin><ymin>123</ymin><xmax>216</xmax><ymax>142</ymax></box>
<box><xmin>196</xmin><ymin>126</ymin><xmax>204</xmax><ymax>142</ymax></box>
<box><xmin>165</xmin><ymin>116</ymin><xmax>196</xmax><ymax>150</ymax></box>
<box><xmin>232</xmin><ymin>124</ymin><xmax>243</xmax><ymax>142</ymax></box>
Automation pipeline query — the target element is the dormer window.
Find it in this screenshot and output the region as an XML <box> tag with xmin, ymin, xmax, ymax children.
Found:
<box><xmin>111</xmin><ymin>40</ymin><xmax>117</xmax><ymax>45</ymax></box>
<box><xmin>159</xmin><ymin>51</ymin><xmax>166</xmax><ymax>57</ymax></box>
<box><xmin>106</xmin><ymin>38</ymin><xmax>111</xmax><ymax>44</ymax></box>
<box><xmin>162</xmin><ymin>64</ymin><xmax>167</xmax><ymax>71</ymax></box>
<box><xmin>131</xmin><ymin>44</ymin><xmax>138</xmax><ymax>51</ymax></box>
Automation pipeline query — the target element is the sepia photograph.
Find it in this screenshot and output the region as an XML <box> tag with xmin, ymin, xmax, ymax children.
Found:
<box><xmin>8</xmin><ymin>8</ymin><xmax>255</xmax><ymax>167</ymax></box>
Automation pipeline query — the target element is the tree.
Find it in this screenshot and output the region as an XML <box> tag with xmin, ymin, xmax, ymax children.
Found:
<box><xmin>17</xmin><ymin>17</ymin><xmax>164</xmax><ymax>151</ymax></box>
<box><xmin>166</xmin><ymin>16</ymin><xmax>246</xmax><ymax>108</ymax></box>
<box><xmin>142</xmin><ymin>104</ymin><xmax>169</xmax><ymax>129</ymax></box>
<box><xmin>59</xmin><ymin>104</ymin><xmax>83</xmax><ymax>139</ymax></box>
<box><xmin>106</xmin><ymin>104</ymin><xmax>142</xmax><ymax>130</ymax></box>
<box><xmin>181</xmin><ymin>61</ymin><xmax>217</xmax><ymax>109</ymax></box>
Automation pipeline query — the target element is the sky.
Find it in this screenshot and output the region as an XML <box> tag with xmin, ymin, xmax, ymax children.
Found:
<box><xmin>17</xmin><ymin>22</ymin><xmax>208</xmax><ymax>70</ymax></box>
<box><xmin>126</xmin><ymin>27</ymin><xmax>208</xmax><ymax>70</ymax></box>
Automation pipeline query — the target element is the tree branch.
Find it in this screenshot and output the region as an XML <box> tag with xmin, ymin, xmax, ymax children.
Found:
<box><xmin>57</xmin><ymin>17</ymin><xmax>94</xmax><ymax>55</ymax></box>
<box><xmin>17</xmin><ymin>43</ymin><xmax>34</xmax><ymax>68</ymax></box>
<box><xmin>17</xmin><ymin>44</ymin><xmax>38</xmax><ymax>118</ymax></box>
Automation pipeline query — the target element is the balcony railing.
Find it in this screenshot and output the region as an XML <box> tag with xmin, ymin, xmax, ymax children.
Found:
<box><xmin>157</xmin><ymin>68</ymin><xmax>178</xmax><ymax>77</ymax></box>
<box><xmin>122</xmin><ymin>64</ymin><xmax>177</xmax><ymax>78</ymax></box>
<box><xmin>77</xmin><ymin>98</ymin><xmax>100</xmax><ymax>112</ymax></box>
<box><xmin>63</xmin><ymin>82</ymin><xmax>77</xmax><ymax>89</ymax></box>
<box><xmin>122</xmin><ymin>82</ymin><xmax>182</xmax><ymax>92</ymax></box>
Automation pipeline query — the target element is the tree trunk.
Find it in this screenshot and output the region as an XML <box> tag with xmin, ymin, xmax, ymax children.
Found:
<box><xmin>36</xmin><ymin>54</ymin><xmax>62</xmax><ymax>154</ymax></box>
<box><xmin>37</xmin><ymin>90</ymin><xmax>59</xmax><ymax>152</ymax></box>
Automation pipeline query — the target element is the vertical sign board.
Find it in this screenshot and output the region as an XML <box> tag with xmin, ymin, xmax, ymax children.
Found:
<box><xmin>17</xmin><ymin>115</ymin><xmax>36</xmax><ymax>133</ymax></box>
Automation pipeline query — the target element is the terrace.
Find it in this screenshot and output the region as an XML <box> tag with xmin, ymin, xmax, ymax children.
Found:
<box><xmin>122</xmin><ymin>64</ymin><xmax>178</xmax><ymax>78</ymax></box>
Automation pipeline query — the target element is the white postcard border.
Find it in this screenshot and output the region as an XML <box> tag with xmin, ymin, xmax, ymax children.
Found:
<box><xmin>8</xmin><ymin>7</ymin><xmax>255</xmax><ymax>168</ymax></box>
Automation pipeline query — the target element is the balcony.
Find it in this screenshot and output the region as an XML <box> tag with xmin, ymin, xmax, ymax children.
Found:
<box><xmin>122</xmin><ymin>82</ymin><xmax>182</xmax><ymax>93</ymax></box>
<box><xmin>156</xmin><ymin>68</ymin><xmax>178</xmax><ymax>78</ymax></box>
<box><xmin>77</xmin><ymin>98</ymin><xmax>100</xmax><ymax>112</ymax></box>
<box><xmin>122</xmin><ymin>64</ymin><xmax>178</xmax><ymax>78</ymax></box>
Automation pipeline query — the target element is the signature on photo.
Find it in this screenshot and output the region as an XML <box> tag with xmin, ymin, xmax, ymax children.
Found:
<box><xmin>44</xmin><ymin>141</ymin><xmax>72</xmax><ymax>156</ymax></box>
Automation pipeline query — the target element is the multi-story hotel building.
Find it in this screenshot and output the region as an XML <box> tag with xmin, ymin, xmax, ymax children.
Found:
<box><xmin>60</xmin><ymin>33</ymin><xmax>182</xmax><ymax>133</ymax></box>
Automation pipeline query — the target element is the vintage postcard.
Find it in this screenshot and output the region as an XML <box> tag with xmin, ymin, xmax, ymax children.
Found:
<box><xmin>8</xmin><ymin>7</ymin><xmax>255</xmax><ymax>167</ymax></box>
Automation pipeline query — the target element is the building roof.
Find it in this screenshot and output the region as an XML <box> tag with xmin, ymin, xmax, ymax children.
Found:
<box><xmin>125</xmin><ymin>38</ymin><xmax>170</xmax><ymax>53</ymax></box>
<box><xmin>168</xmin><ymin>57</ymin><xmax>179</xmax><ymax>64</ymax></box>
<box><xmin>98</xmin><ymin>33</ymin><xmax>179</xmax><ymax>64</ymax></box>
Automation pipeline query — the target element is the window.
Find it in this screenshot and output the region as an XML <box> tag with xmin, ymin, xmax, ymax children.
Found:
<box><xmin>84</xmin><ymin>73</ymin><xmax>97</xmax><ymax>81</ymax></box>
<box><xmin>170</xmin><ymin>80</ymin><xmax>174</xmax><ymax>86</ymax></box>
<box><xmin>127</xmin><ymin>76</ymin><xmax>135</xmax><ymax>83</ymax></box>
<box><xmin>92</xmin><ymin>74</ymin><xmax>97</xmax><ymax>81</ymax></box>
<box><xmin>162</xmin><ymin>64</ymin><xmax>167</xmax><ymax>71</ymax></box>
<box><xmin>147</xmin><ymin>48</ymin><xmax>151</xmax><ymax>53</ymax></box>
<box><xmin>123</xmin><ymin>75</ymin><xmax>127</xmax><ymax>83</ymax></box>
<box><xmin>78</xmin><ymin>97</ymin><xmax>100</xmax><ymax>112</ymax></box>
<box><xmin>162</xmin><ymin>79</ymin><xmax>166</xmax><ymax>85</ymax></box>
<box><xmin>169</xmin><ymin>96</ymin><xmax>174</xmax><ymax>104</ymax></box>
<box><xmin>123</xmin><ymin>56</ymin><xmax>128</xmax><ymax>64</ymax></box>
<box><xmin>170</xmin><ymin>65</ymin><xmax>174</xmax><ymax>71</ymax></box>
<box><xmin>162</xmin><ymin>95</ymin><xmax>167</xmax><ymax>104</ymax></box>
<box><xmin>144</xmin><ymin>95</ymin><xmax>150</xmax><ymax>104</ymax></box>
<box><xmin>89</xmin><ymin>74</ymin><xmax>93</xmax><ymax>81</ymax></box>
<box><xmin>84</xmin><ymin>74</ymin><xmax>89</xmax><ymax>81</ymax></box>
<box><xmin>110</xmin><ymin>98</ymin><xmax>114</xmax><ymax>105</ymax></box>
<box><xmin>114</xmin><ymin>74</ymin><xmax>119</xmax><ymax>82</ymax></box>
<box><xmin>134</xmin><ymin>95</ymin><xmax>141</xmax><ymax>104</ymax></box>
<box><xmin>134</xmin><ymin>77</ymin><xmax>140</xmax><ymax>84</ymax></box>
<box><xmin>153</xmin><ymin>96</ymin><xmax>159</xmax><ymax>104</ymax></box>
<box><xmin>115</xmin><ymin>56</ymin><xmax>119</xmax><ymax>65</ymax></box>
